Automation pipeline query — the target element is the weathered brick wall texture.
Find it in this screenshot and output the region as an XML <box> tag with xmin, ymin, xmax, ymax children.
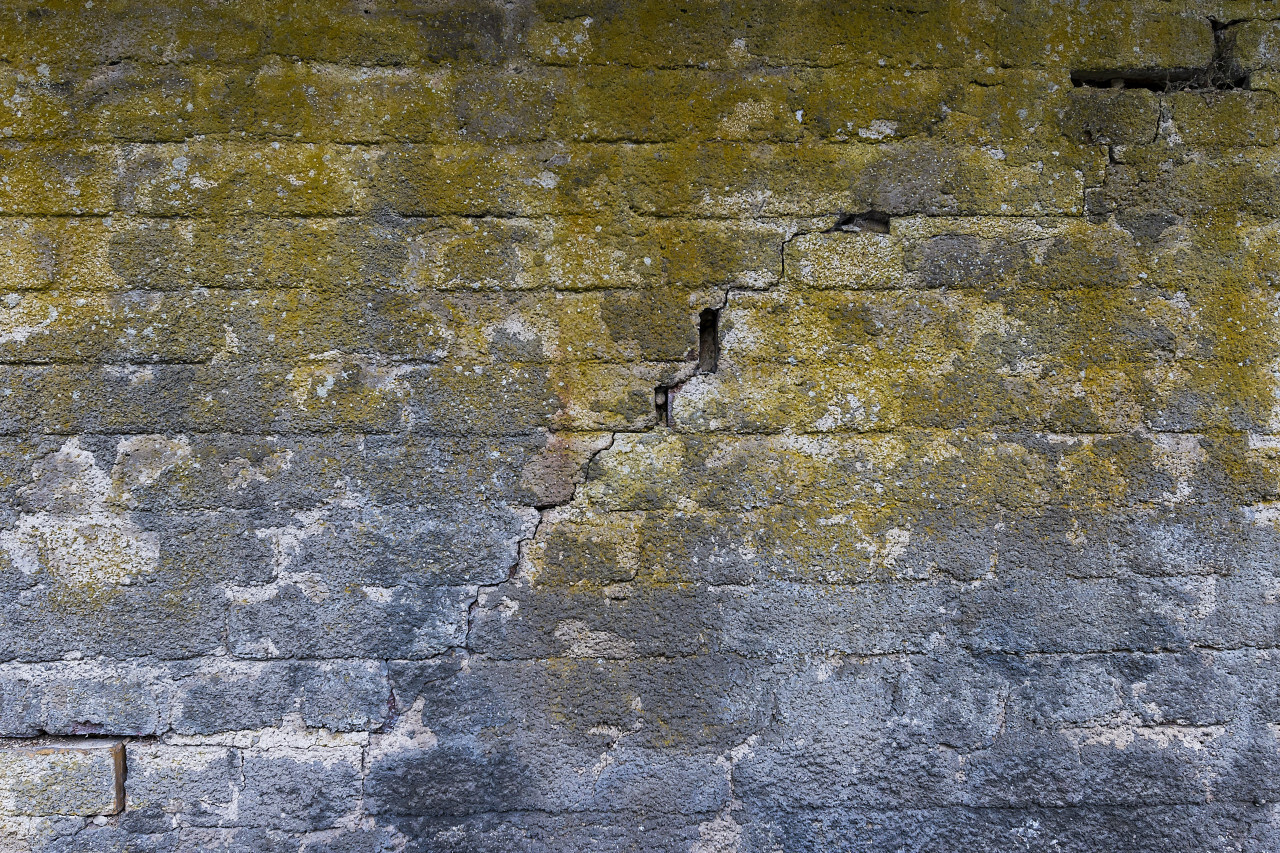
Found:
<box><xmin>2</xmin><ymin>1</ymin><xmax>1280</xmax><ymax>850</ymax></box>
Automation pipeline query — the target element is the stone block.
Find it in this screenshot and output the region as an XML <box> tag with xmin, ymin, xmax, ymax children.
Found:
<box><xmin>0</xmin><ymin>739</ymin><xmax>123</xmax><ymax>816</ymax></box>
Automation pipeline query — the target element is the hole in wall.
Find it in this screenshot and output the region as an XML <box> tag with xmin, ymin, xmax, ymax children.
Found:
<box><xmin>1072</xmin><ymin>24</ymin><xmax>1249</xmax><ymax>93</ymax></box>
<box><xmin>697</xmin><ymin>308</ymin><xmax>719</xmax><ymax>374</ymax></box>
<box><xmin>654</xmin><ymin>385</ymin><xmax>670</xmax><ymax>426</ymax></box>
<box><xmin>827</xmin><ymin>211</ymin><xmax>891</xmax><ymax>233</ymax></box>
<box><xmin>1070</xmin><ymin>70</ymin><xmax>1201</xmax><ymax>92</ymax></box>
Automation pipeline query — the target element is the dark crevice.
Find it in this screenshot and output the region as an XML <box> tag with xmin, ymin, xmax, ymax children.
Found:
<box><xmin>654</xmin><ymin>385</ymin><xmax>671</xmax><ymax>426</ymax></box>
<box><xmin>696</xmin><ymin>308</ymin><xmax>720</xmax><ymax>374</ymax></box>
<box><xmin>1206</xmin><ymin>18</ymin><xmax>1251</xmax><ymax>90</ymax></box>
<box><xmin>1072</xmin><ymin>20</ymin><xmax>1250</xmax><ymax>93</ymax></box>
<box><xmin>827</xmin><ymin>210</ymin><xmax>891</xmax><ymax>233</ymax></box>
<box><xmin>1071</xmin><ymin>69</ymin><xmax>1201</xmax><ymax>92</ymax></box>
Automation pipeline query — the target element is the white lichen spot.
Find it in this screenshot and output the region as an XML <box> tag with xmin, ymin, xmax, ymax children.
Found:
<box><xmin>223</xmin><ymin>448</ymin><xmax>295</xmax><ymax>492</ymax></box>
<box><xmin>0</xmin><ymin>300</ymin><xmax>57</xmax><ymax>344</ymax></box>
<box><xmin>857</xmin><ymin>119</ymin><xmax>898</xmax><ymax>139</ymax></box>
<box><xmin>1</xmin><ymin>438</ymin><xmax>159</xmax><ymax>587</ymax></box>
<box><xmin>717</xmin><ymin>100</ymin><xmax>774</xmax><ymax>137</ymax></box>
<box><xmin>554</xmin><ymin>619</ymin><xmax>637</xmax><ymax>658</ymax></box>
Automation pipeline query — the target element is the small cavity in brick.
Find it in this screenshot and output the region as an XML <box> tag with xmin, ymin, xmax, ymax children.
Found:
<box><xmin>1070</xmin><ymin>70</ymin><xmax>1202</xmax><ymax>92</ymax></box>
<box><xmin>654</xmin><ymin>385</ymin><xmax>671</xmax><ymax>426</ymax></box>
<box><xmin>1072</xmin><ymin>24</ymin><xmax>1249</xmax><ymax>93</ymax></box>
<box><xmin>828</xmin><ymin>211</ymin><xmax>891</xmax><ymax>234</ymax></box>
<box><xmin>697</xmin><ymin>308</ymin><xmax>720</xmax><ymax>375</ymax></box>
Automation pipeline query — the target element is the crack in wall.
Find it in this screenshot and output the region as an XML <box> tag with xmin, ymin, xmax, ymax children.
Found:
<box><xmin>1071</xmin><ymin>16</ymin><xmax>1252</xmax><ymax>92</ymax></box>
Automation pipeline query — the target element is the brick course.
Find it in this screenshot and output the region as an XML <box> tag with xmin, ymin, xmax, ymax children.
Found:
<box><xmin>0</xmin><ymin>1</ymin><xmax>1278</xmax><ymax>851</ymax></box>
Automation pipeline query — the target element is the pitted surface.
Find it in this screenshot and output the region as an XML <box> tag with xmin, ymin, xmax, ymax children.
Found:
<box><xmin>1</xmin><ymin>1</ymin><xmax>1280</xmax><ymax>851</ymax></box>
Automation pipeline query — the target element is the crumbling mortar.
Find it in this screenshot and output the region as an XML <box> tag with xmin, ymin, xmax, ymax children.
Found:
<box><xmin>461</xmin><ymin>431</ymin><xmax>618</xmax><ymax>653</ymax></box>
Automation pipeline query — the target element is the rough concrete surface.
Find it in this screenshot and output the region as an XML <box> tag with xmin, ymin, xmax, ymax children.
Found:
<box><xmin>0</xmin><ymin>0</ymin><xmax>1278</xmax><ymax>850</ymax></box>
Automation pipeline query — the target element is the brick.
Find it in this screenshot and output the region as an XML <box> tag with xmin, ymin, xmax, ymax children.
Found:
<box><xmin>374</xmin><ymin>144</ymin><xmax>614</xmax><ymax>217</ymax></box>
<box><xmin>245</xmin><ymin>61</ymin><xmax>459</xmax><ymax>143</ymax></box>
<box><xmin>0</xmin><ymin>69</ymin><xmax>72</xmax><ymax>141</ymax></box>
<box><xmin>1167</xmin><ymin>92</ymin><xmax>1280</xmax><ymax>148</ymax></box>
<box><xmin>74</xmin><ymin>64</ymin><xmax>244</xmax><ymax>142</ymax></box>
<box><xmin>169</xmin><ymin>660</ymin><xmax>391</xmax><ymax>734</ymax></box>
<box><xmin>0</xmin><ymin>144</ymin><xmax>116</xmax><ymax>215</ymax></box>
<box><xmin>0</xmin><ymin>739</ymin><xmax>123</xmax><ymax>816</ymax></box>
<box><xmin>1059</xmin><ymin>88</ymin><xmax>1162</xmax><ymax>147</ymax></box>
<box><xmin>0</xmin><ymin>3</ymin><xmax>262</xmax><ymax>70</ymax></box>
<box><xmin>227</xmin><ymin>581</ymin><xmax>474</xmax><ymax>659</ymax></box>
<box><xmin>1088</xmin><ymin>146</ymin><xmax>1280</xmax><ymax>217</ymax></box>
<box><xmin>526</xmin><ymin>0</ymin><xmax>959</xmax><ymax>69</ymax></box>
<box><xmin>1231</xmin><ymin>19</ymin><xmax>1280</xmax><ymax>73</ymax></box>
<box><xmin>396</xmin><ymin>216</ymin><xmax>781</xmax><ymax>293</ymax></box>
<box><xmin>124</xmin><ymin>744</ymin><xmax>238</xmax><ymax>828</ymax></box>
<box><xmin>237</xmin><ymin>747</ymin><xmax>362</xmax><ymax>831</ymax></box>
<box><xmin>118</xmin><ymin>143</ymin><xmax>369</xmax><ymax>216</ymax></box>
<box><xmin>0</xmin><ymin>362</ymin><xmax>413</xmax><ymax>435</ymax></box>
<box><xmin>261</xmin><ymin>0</ymin><xmax>520</xmax><ymax>65</ymax></box>
<box><xmin>0</xmin><ymin>661</ymin><xmax>168</xmax><ymax>737</ymax></box>
<box><xmin>783</xmin><ymin>231</ymin><xmax>905</xmax><ymax>290</ymax></box>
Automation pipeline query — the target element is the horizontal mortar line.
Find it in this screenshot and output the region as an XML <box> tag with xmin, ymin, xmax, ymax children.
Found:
<box><xmin>658</xmin><ymin>427</ymin><xmax>1280</xmax><ymax>440</ymax></box>
<box><xmin>614</xmin><ymin>573</ymin><xmax>1256</xmax><ymax>592</ymax></box>
<box><xmin>0</xmin><ymin>212</ymin><xmax>1103</xmax><ymax>227</ymax></box>
<box><xmin>0</xmin><ymin>211</ymin><xmax>377</xmax><ymax>221</ymax></box>
<box><xmin>0</xmin><ymin>502</ymin><xmax>526</xmax><ymax>513</ymax></box>
<box><xmin>0</xmin><ymin>427</ymin><xmax>1270</xmax><ymax>442</ymax></box>
<box><xmin>489</xmin><ymin>56</ymin><xmax>961</xmax><ymax>72</ymax></box>
<box><xmin>0</xmin><ymin>212</ymin><xmax>1103</xmax><ymax>224</ymax></box>
<box><xmin>625</xmin><ymin>210</ymin><xmax>1094</xmax><ymax>223</ymax></box>
<box><xmin>11</xmin><ymin>643</ymin><xmax>1280</xmax><ymax>670</ymax></box>
<box><xmin>554</xmin><ymin>503</ymin><xmax>1273</xmax><ymax>516</ymax></box>
<box><xmin>0</xmin><ymin>130</ymin><xmax>1106</xmax><ymax>147</ymax></box>
<box><xmin>0</xmin><ymin>429</ymin><xmax>558</xmax><ymax>438</ymax></box>
<box><xmin>1</xmin><ymin>135</ymin><xmax>474</xmax><ymax>147</ymax></box>
<box><xmin>0</xmin><ymin>421</ymin><xmax>1267</xmax><ymax>436</ymax></box>
<box><xmin>463</xmin><ymin>648</ymin><xmax>1280</xmax><ymax>665</ymax></box>
<box><xmin>0</xmin><ymin>59</ymin><xmax>487</xmax><ymax>75</ymax></box>
<box><xmin>0</xmin><ymin>359</ymin><xmax>216</xmax><ymax>367</ymax></box>
<box><xmin>0</xmin><ymin>138</ymin><xmax>1107</xmax><ymax>152</ymax></box>
<box><xmin>0</xmin><ymin>356</ymin><xmax>452</xmax><ymax>365</ymax></box>
<box><xmin>0</xmin><ymin>55</ymin><xmax>993</xmax><ymax>76</ymax></box>
<box><xmin>457</xmin><ymin>647</ymin><xmax>1280</xmax><ymax>666</ymax></box>
<box><xmin>1</xmin><ymin>53</ymin><xmax>531</xmax><ymax>70</ymax></box>
<box><xmin>0</xmin><ymin>430</ymin><xmax>477</xmax><ymax>440</ymax></box>
<box><xmin>0</xmin><ymin>356</ymin><xmax>454</xmax><ymax>366</ymax></box>
<box><xmin>364</xmin><ymin>798</ymin><xmax>1265</xmax><ymax>821</ymax></box>
<box><xmin>698</xmin><ymin>801</ymin><xmax>1280</xmax><ymax>813</ymax></box>
<box><xmin>0</xmin><ymin>654</ymin><xmax>400</xmax><ymax>667</ymax></box>
<box><xmin>0</xmin><ymin>286</ymin><xmax>1270</xmax><ymax>303</ymax></box>
<box><xmin>2</xmin><ymin>425</ymin><xmax>1256</xmax><ymax>441</ymax></box>
<box><xmin>0</xmin><ymin>213</ymin><xmax>386</xmax><ymax>221</ymax></box>
<box><xmin>966</xmin><ymin>644</ymin><xmax>1280</xmax><ymax>659</ymax></box>
<box><xmin>0</xmin><ymin>53</ymin><xmax>976</xmax><ymax>75</ymax></box>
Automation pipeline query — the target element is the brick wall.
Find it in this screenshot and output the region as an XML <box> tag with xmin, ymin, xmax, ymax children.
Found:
<box><xmin>1</xmin><ymin>1</ymin><xmax>1279</xmax><ymax>850</ymax></box>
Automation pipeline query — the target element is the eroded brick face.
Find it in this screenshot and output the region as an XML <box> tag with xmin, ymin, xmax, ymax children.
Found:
<box><xmin>0</xmin><ymin>2</ymin><xmax>1278</xmax><ymax>851</ymax></box>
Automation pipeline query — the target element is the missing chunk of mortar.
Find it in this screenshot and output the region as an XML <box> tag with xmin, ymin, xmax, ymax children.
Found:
<box><xmin>697</xmin><ymin>308</ymin><xmax>720</xmax><ymax>375</ymax></box>
<box><xmin>654</xmin><ymin>385</ymin><xmax>671</xmax><ymax>426</ymax></box>
<box><xmin>828</xmin><ymin>211</ymin><xmax>891</xmax><ymax>233</ymax></box>
<box><xmin>1073</xmin><ymin>24</ymin><xmax>1250</xmax><ymax>92</ymax></box>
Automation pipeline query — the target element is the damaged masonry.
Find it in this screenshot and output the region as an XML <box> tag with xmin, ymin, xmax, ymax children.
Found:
<box><xmin>4</xmin><ymin>1</ymin><xmax>1280</xmax><ymax>851</ymax></box>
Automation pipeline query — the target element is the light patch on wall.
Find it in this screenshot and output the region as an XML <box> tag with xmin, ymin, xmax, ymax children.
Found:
<box><xmin>554</xmin><ymin>619</ymin><xmax>636</xmax><ymax>659</ymax></box>
<box><xmin>1</xmin><ymin>438</ymin><xmax>160</xmax><ymax>587</ymax></box>
<box><xmin>857</xmin><ymin>119</ymin><xmax>898</xmax><ymax>139</ymax></box>
<box><xmin>0</xmin><ymin>295</ymin><xmax>57</xmax><ymax>344</ymax></box>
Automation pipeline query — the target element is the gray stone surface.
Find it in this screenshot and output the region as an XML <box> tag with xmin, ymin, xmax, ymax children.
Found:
<box><xmin>3</xmin><ymin>0</ymin><xmax>1280</xmax><ymax>850</ymax></box>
